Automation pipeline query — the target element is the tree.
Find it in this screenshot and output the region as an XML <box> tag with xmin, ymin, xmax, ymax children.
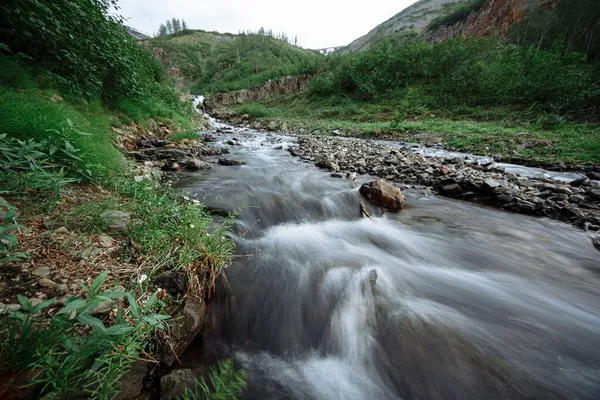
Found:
<box><xmin>171</xmin><ymin>18</ymin><xmax>181</xmax><ymax>34</ymax></box>
<box><xmin>158</xmin><ymin>24</ymin><xmax>167</xmax><ymax>37</ymax></box>
<box><xmin>182</xmin><ymin>19</ymin><xmax>188</xmax><ymax>31</ymax></box>
<box><xmin>166</xmin><ymin>19</ymin><xmax>173</xmax><ymax>34</ymax></box>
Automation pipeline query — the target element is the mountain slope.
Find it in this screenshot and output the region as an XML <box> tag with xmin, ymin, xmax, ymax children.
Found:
<box><xmin>345</xmin><ymin>0</ymin><xmax>467</xmax><ymax>51</ymax></box>
<box><xmin>145</xmin><ymin>30</ymin><xmax>323</xmax><ymax>94</ymax></box>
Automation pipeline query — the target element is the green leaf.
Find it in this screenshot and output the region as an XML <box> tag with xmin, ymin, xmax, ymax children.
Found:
<box><xmin>100</xmin><ymin>290</ymin><xmax>128</xmax><ymax>299</ymax></box>
<box><xmin>104</xmin><ymin>324</ymin><xmax>134</xmax><ymax>336</ymax></box>
<box><xmin>56</xmin><ymin>299</ymin><xmax>87</xmax><ymax>315</ymax></box>
<box><xmin>17</xmin><ymin>294</ymin><xmax>31</xmax><ymax>312</ymax></box>
<box><xmin>143</xmin><ymin>290</ymin><xmax>159</xmax><ymax>312</ymax></box>
<box><xmin>126</xmin><ymin>293</ymin><xmax>141</xmax><ymax>319</ymax></box>
<box><xmin>77</xmin><ymin>314</ymin><xmax>106</xmax><ymax>331</ymax></box>
<box><xmin>31</xmin><ymin>298</ymin><xmax>55</xmax><ymax>314</ymax></box>
<box><xmin>89</xmin><ymin>271</ymin><xmax>108</xmax><ymax>296</ymax></box>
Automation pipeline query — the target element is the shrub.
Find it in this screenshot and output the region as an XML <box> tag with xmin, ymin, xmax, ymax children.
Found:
<box><xmin>238</xmin><ymin>103</ymin><xmax>280</xmax><ymax>118</ymax></box>
<box><xmin>0</xmin><ymin>272</ymin><xmax>170</xmax><ymax>399</ymax></box>
<box><xmin>172</xmin><ymin>360</ymin><xmax>247</xmax><ymax>400</ymax></box>
<box><xmin>0</xmin><ymin>0</ymin><xmax>172</xmax><ymax>103</ymax></box>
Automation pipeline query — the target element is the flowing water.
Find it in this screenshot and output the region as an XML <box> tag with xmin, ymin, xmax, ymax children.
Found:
<box><xmin>178</xmin><ymin>126</ymin><xmax>600</xmax><ymax>400</ymax></box>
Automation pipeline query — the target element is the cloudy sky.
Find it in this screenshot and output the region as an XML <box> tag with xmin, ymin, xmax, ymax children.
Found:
<box><xmin>117</xmin><ymin>0</ymin><xmax>417</xmax><ymax>49</ymax></box>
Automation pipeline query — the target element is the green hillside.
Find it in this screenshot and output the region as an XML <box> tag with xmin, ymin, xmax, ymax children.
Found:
<box><xmin>148</xmin><ymin>30</ymin><xmax>324</xmax><ymax>94</ymax></box>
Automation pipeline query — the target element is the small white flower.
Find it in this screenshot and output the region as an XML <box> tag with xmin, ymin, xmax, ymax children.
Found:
<box><xmin>190</xmin><ymin>224</ymin><xmax>195</xmax><ymax>228</ymax></box>
<box><xmin>138</xmin><ymin>274</ymin><xmax>148</xmax><ymax>284</ymax></box>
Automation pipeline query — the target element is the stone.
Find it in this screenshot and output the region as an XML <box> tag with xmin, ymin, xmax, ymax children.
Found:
<box><xmin>441</xmin><ymin>183</ymin><xmax>463</xmax><ymax>196</ymax></box>
<box><xmin>98</xmin><ymin>234</ymin><xmax>114</xmax><ymax>248</ymax></box>
<box><xmin>185</xmin><ymin>158</ymin><xmax>210</xmax><ymax>171</ymax></box>
<box><xmin>54</xmin><ymin>226</ymin><xmax>69</xmax><ymax>235</ymax></box>
<box><xmin>0</xmin><ymin>304</ymin><xmax>21</xmax><ymax>315</ymax></box>
<box><xmin>152</xmin><ymin>271</ymin><xmax>188</xmax><ymax>296</ymax></box>
<box><xmin>483</xmin><ymin>178</ymin><xmax>501</xmax><ymax>191</ymax></box>
<box><xmin>29</xmin><ymin>298</ymin><xmax>44</xmax><ymax>307</ymax></box>
<box><xmin>33</xmin><ymin>266</ymin><xmax>52</xmax><ymax>277</ymax></box>
<box><xmin>160</xmin><ymin>369</ymin><xmax>196</xmax><ymax>399</ymax></box>
<box><xmin>218</xmin><ymin>158</ymin><xmax>245</xmax><ymax>166</ymax></box>
<box><xmin>100</xmin><ymin>210</ymin><xmax>131</xmax><ymax>232</ymax></box>
<box><xmin>569</xmin><ymin>194</ymin><xmax>586</xmax><ymax>204</ymax></box>
<box><xmin>57</xmin><ymin>284</ymin><xmax>68</xmax><ymax>293</ymax></box>
<box><xmin>592</xmin><ymin>236</ymin><xmax>600</xmax><ymax>251</ymax></box>
<box><xmin>587</xmin><ymin>189</ymin><xmax>600</xmax><ymax>201</ymax></box>
<box><xmin>114</xmin><ymin>361</ymin><xmax>150</xmax><ymax>400</ymax></box>
<box><xmin>38</xmin><ymin>278</ymin><xmax>58</xmax><ymax>289</ymax></box>
<box><xmin>359</xmin><ymin>180</ymin><xmax>405</xmax><ymax>211</ymax></box>
<box><xmin>164</xmin><ymin>298</ymin><xmax>206</xmax><ymax>363</ymax></box>
<box><xmin>570</xmin><ymin>177</ymin><xmax>589</xmax><ymax>187</ymax></box>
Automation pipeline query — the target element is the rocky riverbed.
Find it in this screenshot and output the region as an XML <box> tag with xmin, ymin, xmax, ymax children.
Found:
<box><xmin>288</xmin><ymin>135</ymin><xmax>600</xmax><ymax>231</ymax></box>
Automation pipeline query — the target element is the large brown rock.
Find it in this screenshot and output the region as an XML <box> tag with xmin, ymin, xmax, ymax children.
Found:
<box><xmin>359</xmin><ymin>179</ymin><xmax>405</xmax><ymax>210</ymax></box>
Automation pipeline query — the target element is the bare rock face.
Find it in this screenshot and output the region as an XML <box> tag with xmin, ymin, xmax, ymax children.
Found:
<box><xmin>359</xmin><ymin>179</ymin><xmax>405</xmax><ymax>210</ymax></box>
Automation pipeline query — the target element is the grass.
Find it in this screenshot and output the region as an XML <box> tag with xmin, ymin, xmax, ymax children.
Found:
<box><xmin>172</xmin><ymin>360</ymin><xmax>247</xmax><ymax>400</ymax></box>
<box><xmin>0</xmin><ymin>88</ymin><xmax>124</xmax><ymax>176</ymax></box>
<box><xmin>66</xmin><ymin>178</ymin><xmax>234</xmax><ymax>295</ymax></box>
<box><xmin>150</xmin><ymin>31</ymin><xmax>323</xmax><ymax>95</ymax></box>
<box><xmin>229</xmin><ymin>95</ymin><xmax>600</xmax><ymax>164</ymax></box>
<box><xmin>171</xmin><ymin>131</ymin><xmax>201</xmax><ymax>142</ymax></box>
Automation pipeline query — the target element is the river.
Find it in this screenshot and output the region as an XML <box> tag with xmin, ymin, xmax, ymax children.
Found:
<box><xmin>177</xmin><ymin>124</ymin><xmax>600</xmax><ymax>399</ymax></box>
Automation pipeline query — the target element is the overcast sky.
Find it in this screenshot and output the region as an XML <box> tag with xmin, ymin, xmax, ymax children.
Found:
<box><xmin>116</xmin><ymin>0</ymin><xmax>417</xmax><ymax>49</ymax></box>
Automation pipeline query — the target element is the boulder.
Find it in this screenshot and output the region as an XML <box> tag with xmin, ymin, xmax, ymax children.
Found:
<box><xmin>163</xmin><ymin>298</ymin><xmax>206</xmax><ymax>365</ymax></box>
<box><xmin>359</xmin><ymin>180</ymin><xmax>405</xmax><ymax>211</ymax></box>
<box><xmin>218</xmin><ymin>158</ymin><xmax>245</xmax><ymax>166</ymax></box>
<box><xmin>160</xmin><ymin>369</ymin><xmax>196</xmax><ymax>398</ymax></box>
<box><xmin>185</xmin><ymin>158</ymin><xmax>210</xmax><ymax>171</ymax></box>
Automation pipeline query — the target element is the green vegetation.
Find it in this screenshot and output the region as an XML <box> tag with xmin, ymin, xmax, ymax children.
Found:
<box><xmin>231</xmin><ymin>94</ymin><xmax>600</xmax><ymax>163</ymax></box>
<box><xmin>0</xmin><ymin>1</ymin><xmax>241</xmax><ymax>398</ymax></box>
<box><xmin>150</xmin><ymin>30</ymin><xmax>322</xmax><ymax>94</ymax></box>
<box><xmin>307</xmin><ymin>38</ymin><xmax>598</xmax><ymax>115</ymax></box>
<box><xmin>172</xmin><ymin>360</ymin><xmax>247</xmax><ymax>400</ymax></box>
<box><xmin>67</xmin><ymin>178</ymin><xmax>234</xmax><ymax>292</ymax></box>
<box><xmin>220</xmin><ymin>36</ymin><xmax>599</xmax><ymax>164</ymax></box>
<box><xmin>1</xmin><ymin>273</ymin><xmax>170</xmax><ymax>399</ymax></box>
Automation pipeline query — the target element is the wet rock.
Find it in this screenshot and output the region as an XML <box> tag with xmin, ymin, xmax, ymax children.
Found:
<box><xmin>161</xmin><ymin>369</ymin><xmax>196</xmax><ymax>398</ymax></box>
<box><xmin>592</xmin><ymin>236</ymin><xmax>600</xmax><ymax>251</ymax></box>
<box><xmin>218</xmin><ymin>158</ymin><xmax>245</xmax><ymax>166</ymax></box>
<box><xmin>570</xmin><ymin>177</ymin><xmax>589</xmax><ymax>187</ymax></box>
<box><xmin>185</xmin><ymin>158</ymin><xmax>210</xmax><ymax>171</ymax></box>
<box><xmin>569</xmin><ymin>195</ymin><xmax>586</xmax><ymax>204</ymax></box>
<box><xmin>359</xmin><ymin>180</ymin><xmax>405</xmax><ymax>211</ymax></box>
<box><xmin>587</xmin><ymin>189</ymin><xmax>600</xmax><ymax>201</ymax></box>
<box><xmin>274</xmin><ymin>145</ymin><xmax>283</xmax><ymax>150</ymax></box>
<box><xmin>100</xmin><ymin>210</ymin><xmax>131</xmax><ymax>232</ymax></box>
<box><xmin>164</xmin><ymin>298</ymin><xmax>206</xmax><ymax>363</ymax></box>
<box><xmin>114</xmin><ymin>360</ymin><xmax>150</xmax><ymax>400</ymax></box>
<box><xmin>152</xmin><ymin>271</ymin><xmax>188</xmax><ymax>296</ymax></box>
<box><xmin>440</xmin><ymin>183</ymin><xmax>463</xmax><ymax>196</ymax></box>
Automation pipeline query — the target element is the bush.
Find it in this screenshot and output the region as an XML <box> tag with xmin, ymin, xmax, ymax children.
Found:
<box><xmin>0</xmin><ymin>0</ymin><xmax>172</xmax><ymax>103</ymax></box>
<box><xmin>308</xmin><ymin>37</ymin><xmax>599</xmax><ymax>115</ymax></box>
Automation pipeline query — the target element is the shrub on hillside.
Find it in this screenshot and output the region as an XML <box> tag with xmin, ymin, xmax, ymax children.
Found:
<box><xmin>0</xmin><ymin>0</ymin><xmax>174</xmax><ymax>104</ymax></box>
